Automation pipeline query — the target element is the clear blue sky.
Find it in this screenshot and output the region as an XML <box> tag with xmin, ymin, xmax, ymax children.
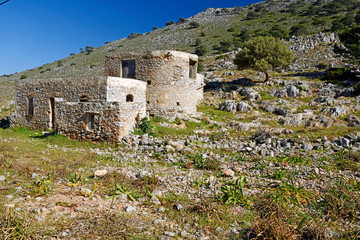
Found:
<box><xmin>0</xmin><ymin>0</ymin><xmax>261</xmax><ymax>75</ymax></box>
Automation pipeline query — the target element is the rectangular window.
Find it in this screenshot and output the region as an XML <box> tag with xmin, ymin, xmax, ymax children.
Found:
<box><xmin>189</xmin><ymin>60</ymin><xmax>197</xmax><ymax>79</ymax></box>
<box><xmin>122</xmin><ymin>60</ymin><xmax>136</xmax><ymax>78</ymax></box>
<box><xmin>28</xmin><ymin>98</ymin><xmax>34</xmax><ymax>116</ymax></box>
<box><xmin>87</xmin><ymin>114</ymin><xmax>95</xmax><ymax>130</ymax></box>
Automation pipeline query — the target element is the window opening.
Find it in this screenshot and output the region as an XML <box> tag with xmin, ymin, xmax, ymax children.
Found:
<box><xmin>87</xmin><ymin>114</ymin><xmax>95</xmax><ymax>130</ymax></box>
<box><xmin>122</xmin><ymin>60</ymin><xmax>136</xmax><ymax>78</ymax></box>
<box><xmin>147</xmin><ymin>81</ymin><xmax>151</xmax><ymax>85</ymax></box>
<box><xmin>28</xmin><ymin>98</ymin><xmax>34</xmax><ymax>116</ymax></box>
<box><xmin>126</xmin><ymin>94</ymin><xmax>134</xmax><ymax>102</ymax></box>
<box><xmin>189</xmin><ymin>60</ymin><xmax>197</xmax><ymax>79</ymax></box>
<box><xmin>176</xmin><ymin>102</ymin><xmax>180</xmax><ymax>106</ymax></box>
<box><xmin>80</xmin><ymin>95</ymin><xmax>90</xmax><ymax>102</ymax></box>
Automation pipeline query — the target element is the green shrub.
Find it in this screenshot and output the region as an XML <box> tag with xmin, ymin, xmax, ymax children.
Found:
<box><xmin>133</xmin><ymin>117</ymin><xmax>154</xmax><ymax>136</ymax></box>
<box><xmin>189</xmin><ymin>21</ymin><xmax>200</xmax><ymax>29</ymax></box>
<box><xmin>20</xmin><ymin>75</ymin><xmax>27</xmax><ymax>79</ymax></box>
<box><xmin>322</xmin><ymin>67</ymin><xmax>356</xmax><ymax>81</ymax></box>
<box><xmin>195</xmin><ymin>45</ymin><xmax>208</xmax><ymax>56</ymax></box>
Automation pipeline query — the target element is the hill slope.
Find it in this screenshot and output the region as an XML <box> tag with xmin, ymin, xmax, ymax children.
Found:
<box><xmin>0</xmin><ymin>0</ymin><xmax>359</xmax><ymax>99</ymax></box>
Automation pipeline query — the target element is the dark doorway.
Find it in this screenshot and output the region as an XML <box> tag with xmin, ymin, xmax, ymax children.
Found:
<box><xmin>122</xmin><ymin>60</ymin><xmax>136</xmax><ymax>78</ymax></box>
<box><xmin>49</xmin><ymin>98</ymin><xmax>55</xmax><ymax>129</ymax></box>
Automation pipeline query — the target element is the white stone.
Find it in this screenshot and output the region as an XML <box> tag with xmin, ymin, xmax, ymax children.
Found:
<box><xmin>94</xmin><ymin>169</ymin><xmax>108</xmax><ymax>177</ymax></box>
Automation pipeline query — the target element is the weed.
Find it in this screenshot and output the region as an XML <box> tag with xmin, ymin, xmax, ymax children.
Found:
<box><xmin>108</xmin><ymin>183</ymin><xmax>136</xmax><ymax>201</ymax></box>
<box><xmin>0</xmin><ymin>152</ymin><xmax>13</xmax><ymax>168</ymax></box>
<box><xmin>66</xmin><ymin>172</ymin><xmax>81</xmax><ymax>184</ymax></box>
<box><xmin>249</xmin><ymin>200</ymin><xmax>300</xmax><ymax>240</ymax></box>
<box><xmin>219</xmin><ymin>176</ymin><xmax>250</xmax><ymax>208</ymax></box>
<box><xmin>152</xmin><ymin>115</ymin><xmax>164</xmax><ymax>123</ymax></box>
<box><xmin>235</xmin><ymin>153</ymin><xmax>248</xmax><ymax>162</ymax></box>
<box><xmin>269</xmin><ymin>168</ymin><xmax>288</xmax><ymax>181</ymax></box>
<box><xmin>270</xmin><ymin>182</ymin><xmax>313</xmax><ymax>206</ymax></box>
<box><xmin>333</xmin><ymin>149</ymin><xmax>360</xmax><ymax>171</ymax></box>
<box><xmin>251</xmin><ymin>161</ymin><xmax>267</xmax><ymax>172</ymax></box>
<box><xmin>97</xmin><ymin>155</ymin><xmax>115</xmax><ymax>162</ymax></box>
<box><xmin>189</xmin><ymin>153</ymin><xmax>220</xmax><ymax>171</ymax></box>
<box><xmin>317</xmin><ymin>181</ymin><xmax>360</xmax><ymax>222</ymax></box>
<box><xmin>25</xmin><ymin>171</ymin><xmax>55</xmax><ymax>196</ymax></box>
<box><xmin>0</xmin><ymin>206</ymin><xmax>37</xmax><ymax>239</ymax></box>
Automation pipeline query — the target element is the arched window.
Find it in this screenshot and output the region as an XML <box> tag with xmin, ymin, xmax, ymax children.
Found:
<box><xmin>79</xmin><ymin>95</ymin><xmax>90</xmax><ymax>102</ymax></box>
<box><xmin>126</xmin><ymin>94</ymin><xmax>134</xmax><ymax>102</ymax></box>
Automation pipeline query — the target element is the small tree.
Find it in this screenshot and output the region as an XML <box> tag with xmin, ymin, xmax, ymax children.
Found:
<box><xmin>337</xmin><ymin>25</ymin><xmax>360</xmax><ymax>66</ymax></box>
<box><xmin>165</xmin><ymin>21</ymin><xmax>175</xmax><ymax>26</ymax></box>
<box><xmin>152</xmin><ymin>26</ymin><xmax>158</xmax><ymax>31</ymax></box>
<box><xmin>234</xmin><ymin>36</ymin><xmax>294</xmax><ymax>82</ymax></box>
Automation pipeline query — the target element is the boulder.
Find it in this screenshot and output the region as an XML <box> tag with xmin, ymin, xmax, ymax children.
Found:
<box><xmin>239</xmin><ymin>88</ymin><xmax>261</xmax><ymax>101</ymax></box>
<box><xmin>219</xmin><ymin>100</ymin><xmax>237</xmax><ymax>112</ymax></box>
<box><xmin>286</xmin><ymin>85</ymin><xmax>299</xmax><ymax>98</ymax></box>
<box><xmin>321</xmin><ymin>106</ymin><xmax>349</xmax><ymax>117</ymax></box>
<box><xmin>237</xmin><ymin>102</ymin><xmax>252</xmax><ymax>112</ymax></box>
<box><xmin>345</xmin><ymin>115</ymin><xmax>360</xmax><ymax>127</ymax></box>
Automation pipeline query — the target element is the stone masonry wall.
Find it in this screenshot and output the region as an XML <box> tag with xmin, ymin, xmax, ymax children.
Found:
<box><xmin>56</xmin><ymin>101</ymin><xmax>145</xmax><ymax>142</ymax></box>
<box><xmin>14</xmin><ymin>77</ymin><xmax>107</xmax><ymax>130</ymax></box>
<box><xmin>14</xmin><ymin>76</ymin><xmax>146</xmax><ymax>143</ymax></box>
<box><xmin>107</xmin><ymin>77</ymin><xmax>147</xmax><ymax>104</ymax></box>
<box><xmin>105</xmin><ymin>50</ymin><xmax>204</xmax><ymax>117</ymax></box>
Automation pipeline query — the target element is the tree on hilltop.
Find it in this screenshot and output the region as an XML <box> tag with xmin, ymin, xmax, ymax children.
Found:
<box><xmin>234</xmin><ymin>36</ymin><xmax>294</xmax><ymax>82</ymax></box>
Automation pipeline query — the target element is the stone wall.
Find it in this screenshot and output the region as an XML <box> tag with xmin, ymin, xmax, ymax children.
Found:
<box><xmin>105</xmin><ymin>50</ymin><xmax>204</xmax><ymax>117</ymax></box>
<box><xmin>14</xmin><ymin>76</ymin><xmax>146</xmax><ymax>143</ymax></box>
<box><xmin>107</xmin><ymin>77</ymin><xmax>146</xmax><ymax>104</ymax></box>
<box><xmin>14</xmin><ymin>77</ymin><xmax>107</xmax><ymax>130</ymax></box>
<box><xmin>56</xmin><ymin>101</ymin><xmax>145</xmax><ymax>142</ymax></box>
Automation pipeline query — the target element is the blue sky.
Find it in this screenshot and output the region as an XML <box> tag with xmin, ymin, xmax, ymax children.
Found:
<box><xmin>0</xmin><ymin>0</ymin><xmax>261</xmax><ymax>75</ymax></box>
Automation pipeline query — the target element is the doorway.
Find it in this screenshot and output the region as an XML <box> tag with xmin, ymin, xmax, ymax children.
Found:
<box><xmin>49</xmin><ymin>98</ymin><xmax>55</xmax><ymax>129</ymax></box>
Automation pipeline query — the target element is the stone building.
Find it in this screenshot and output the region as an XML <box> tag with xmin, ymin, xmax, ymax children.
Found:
<box><xmin>14</xmin><ymin>50</ymin><xmax>204</xmax><ymax>143</ymax></box>
<box><xmin>105</xmin><ymin>50</ymin><xmax>204</xmax><ymax>116</ymax></box>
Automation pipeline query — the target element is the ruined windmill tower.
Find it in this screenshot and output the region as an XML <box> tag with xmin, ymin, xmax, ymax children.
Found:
<box><xmin>105</xmin><ymin>50</ymin><xmax>204</xmax><ymax>117</ymax></box>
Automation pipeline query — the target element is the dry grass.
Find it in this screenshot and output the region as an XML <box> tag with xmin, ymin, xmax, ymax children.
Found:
<box><xmin>249</xmin><ymin>200</ymin><xmax>299</xmax><ymax>240</ymax></box>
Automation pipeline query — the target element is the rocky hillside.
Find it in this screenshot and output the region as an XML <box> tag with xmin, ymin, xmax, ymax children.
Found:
<box><xmin>0</xmin><ymin>0</ymin><xmax>359</xmax><ymax>87</ymax></box>
<box><xmin>1</xmin><ymin>67</ymin><xmax>360</xmax><ymax>239</ymax></box>
<box><xmin>1</xmin><ymin>1</ymin><xmax>360</xmax><ymax>238</ymax></box>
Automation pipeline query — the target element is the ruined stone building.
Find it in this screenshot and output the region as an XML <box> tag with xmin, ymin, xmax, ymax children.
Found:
<box><xmin>14</xmin><ymin>50</ymin><xmax>204</xmax><ymax>143</ymax></box>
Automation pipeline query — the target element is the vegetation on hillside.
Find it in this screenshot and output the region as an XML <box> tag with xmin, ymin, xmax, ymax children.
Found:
<box><xmin>0</xmin><ymin>0</ymin><xmax>359</xmax><ymax>82</ymax></box>
<box><xmin>233</xmin><ymin>36</ymin><xmax>294</xmax><ymax>82</ymax></box>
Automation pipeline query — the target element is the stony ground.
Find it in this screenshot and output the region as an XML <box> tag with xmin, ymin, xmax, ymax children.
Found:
<box><xmin>0</xmin><ymin>69</ymin><xmax>360</xmax><ymax>239</ymax></box>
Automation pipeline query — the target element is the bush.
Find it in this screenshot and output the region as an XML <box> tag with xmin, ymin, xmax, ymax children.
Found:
<box><xmin>133</xmin><ymin>117</ymin><xmax>154</xmax><ymax>136</ymax></box>
<box><xmin>152</xmin><ymin>26</ymin><xmax>158</xmax><ymax>31</ymax></box>
<box><xmin>20</xmin><ymin>75</ymin><xmax>27</xmax><ymax>79</ymax></box>
<box><xmin>189</xmin><ymin>21</ymin><xmax>200</xmax><ymax>29</ymax></box>
<box><xmin>165</xmin><ymin>21</ymin><xmax>175</xmax><ymax>26</ymax></box>
<box><xmin>234</xmin><ymin>36</ymin><xmax>294</xmax><ymax>82</ymax></box>
<box><xmin>194</xmin><ymin>38</ymin><xmax>202</xmax><ymax>46</ymax></box>
<box><xmin>290</xmin><ymin>24</ymin><xmax>308</xmax><ymax>36</ymax></box>
<box><xmin>317</xmin><ymin>63</ymin><xmax>328</xmax><ymax>70</ymax></box>
<box><xmin>195</xmin><ymin>45</ymin><xmax>208</xmax><ymax>56</ymax></box>
<box><xmin>127</xmin><ymin>33</ymin><xmax>142</xmax><ymax>40</ymax></box>
<box><xmin>177</xmin><ymin>17</ymin><xmax>187</xmax><ymax>24</ymax></box>
<box><xmin>322</xmin><ymin>67</ymin><xmax>356</xmax><ymax>81</ymax></box>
